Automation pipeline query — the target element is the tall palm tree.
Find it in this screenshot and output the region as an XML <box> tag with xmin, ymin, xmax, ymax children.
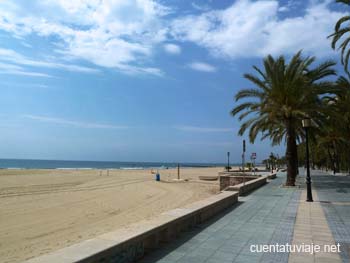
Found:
<box><xmin>297</xmin><ymin>75</ymin><xmax>350</xmax><ymax>174</ymax></box>
<box><xmin>334</xmin><ymin>75</ymin><xmax>350</xmax><ymax>124</ymax></box>
<box><xmin>231</xmin><ymin>51</ymin><xmax>336</xmax><ymax>186</ymax></box>
<box><xmin>328</xmin><ymin>0</ymin><xmax>350</xmax><ymax>74</ymax></box>
<box><xmin>316</xmin><ymin>118</ymin><xmax>345</xmax><ymax>174</ymax></box>
<box><xmin>329</xmin><ymin>75</ymin><xmax>350</xmax><ymax>173</ymax></box>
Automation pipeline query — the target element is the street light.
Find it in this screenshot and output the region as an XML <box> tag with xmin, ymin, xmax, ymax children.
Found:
<box><xmin>302</xmin><ymin>118</ymin><xmax>313</xmax><ymax>202</ymax></box>
<box><xmin>227</xmin><ymin>152</ymin><xmax>230</xmax><ymax>171</ymax></box>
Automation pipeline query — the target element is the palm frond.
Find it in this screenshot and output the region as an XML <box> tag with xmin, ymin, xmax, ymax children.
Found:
<box><xmin>335</xmin><ymin>16</ymin><xmax>350</xmax><ymax>32</ymax></box>
<box><xmin>343</xmin><ymin>48</ymin><xmax>350</xmax><ymax>73</ymax></box>
<box><xmin>235</xmin><ymin>88</ymin><xmax>265</xmax><ymax>101</ymax></box>
<box><xmin>231</xmin><ymin>102</ymin><xmax>258</xmax><ymax>116</ymax></box>
<box><xmin>237</xmin><ymin>116</ymin><xmax>263</xmax><ymax>137</ymax></box>
<box><xmin>243</xmin><ymin>74</ymin><xmax>268</xmax><ymax>92</ymax></box>
<box><xmin>336</xmin><ymin>0</ymin><xmax>350</xmax><ymax>5</ymax></box>
<box><xmin>331</xmin><ymin>28</ymin><xmax>350</xmax><ymax>49</ymax></box>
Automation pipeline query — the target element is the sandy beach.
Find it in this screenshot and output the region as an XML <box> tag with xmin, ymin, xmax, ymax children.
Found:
<box><xmin>0</xmin><ymin>167</ymin><xmax>222</xmax><ymax>262</ymax></box>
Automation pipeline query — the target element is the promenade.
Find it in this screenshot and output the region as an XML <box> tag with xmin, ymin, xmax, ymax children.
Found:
<box><xmin>139</xmin><ymin>170</ymin><xmax>350</xmax><ymax>263</ymax></box>
<box><xmin>312</xmin><ymin>171</ymin><xmax>350</xmax><ymax>262</ymax></box>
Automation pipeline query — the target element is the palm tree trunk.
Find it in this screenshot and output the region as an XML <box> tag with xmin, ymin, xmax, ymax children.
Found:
<box><xmin>348</xmin><ymin>150</ymin><xmax>350</xmax><ymax>175</ymax></box>
<box><xmin>327</xmin><ymin>146</ymin><xmax>336</xmax><ymax>173</ymax></box>
<box><xmin>332</xmin><ymin>141</ymin><xmax>340</xmax><ymax>173</ymax></box>
<box><xmin>295</xmin><ymin>145</ymin><xmax>299</xmax><ymax>176</ymax></box>
<box><xmin>311</xmin><ymin>145</ymin><xmax>316</xmax><ymax>170</ymax></box>
<box><xmin>285</xmin><ymin>119</ymin><xmax>297</xmax><ymax>186</ymax></box>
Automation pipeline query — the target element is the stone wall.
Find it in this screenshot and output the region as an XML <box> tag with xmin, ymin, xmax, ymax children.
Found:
<box><xmin>219</xmin><ymin>175</ymin><xmax>258</xmax><ymax>191</ymax></box>
<box><xmin>225</xmin><ymin>176</ymin><xmax>268</xmax><ymax>195</ymax></box>
<box><xmin>26</xmin><ymin>191</ymin><xmax>239</xmax><ymax>263</ymax></box>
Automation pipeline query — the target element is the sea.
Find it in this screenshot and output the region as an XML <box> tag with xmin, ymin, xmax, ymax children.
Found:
<box><xmin>0</xmin><ymin>159</ymin><xmax>227</xmax><ymax>170</ymax></box>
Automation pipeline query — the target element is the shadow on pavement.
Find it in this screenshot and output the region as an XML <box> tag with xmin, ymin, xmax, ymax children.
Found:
<box><xmin>138</xmin><ymin>201</ymin><xmax>244</xmax><ymax>263</ymax></box>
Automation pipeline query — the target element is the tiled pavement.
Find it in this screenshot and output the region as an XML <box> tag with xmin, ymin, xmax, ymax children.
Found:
<box><xmin>139</xmin><ymin>173</ymin><xmax>301</xmax><ymax>263</ymax></box>
<box><xmin>312</xmin><ymin>171</ymin><xmax>350</xmax><ymax>263</ymax></box>
<box><xmin>288</xmin><ymin>190</ymin><xmax>342</xmax><ymax>263</ymax></box>
<box><xmin>139</xmin><ymin>171</ymin><xmax>350</xmax><ymax>263</ymax></box>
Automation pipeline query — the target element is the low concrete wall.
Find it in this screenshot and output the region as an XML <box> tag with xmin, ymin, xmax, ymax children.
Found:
<box><xmin>25</xmin><ymin>191</ymin><xmax>239</xmax><ymax>263</ymax></box>
<box><xmin>218</xmin><ymin>171</ymin><xmax>247</xmax><ymax>176</ymax></box>
<box><xmin>218</xmin><ymin>169</ymin><xmax>269</xmax><ymax>176</ymax></box>
<box><xmin>225</xmin><ymin>176</ymin><xmax>267</xmax><ymax>195</ymax></box>
<box><xmin>267</xmin><ymin>173</ymin><xmax>277</xmax><ymax>179</ymax></box>
<box><xmin>219</xmin><ymin>175</ymin><xmax>258</xmax><ymax>191</ymax></box>
<box><xmin>198</xmin><ymin>175</ymin><xmax>218</xmax><ymax>181</ymax></box>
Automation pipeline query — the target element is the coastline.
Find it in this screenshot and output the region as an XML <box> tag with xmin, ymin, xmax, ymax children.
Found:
<box><xmin>0</xmin><ymin>158</ymin><xmax>229</xmax><ymax>170</ymax></box>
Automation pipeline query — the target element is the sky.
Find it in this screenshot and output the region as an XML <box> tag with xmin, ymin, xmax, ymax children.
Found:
<box><xmin>0</xmin><ymin>0</ymin><xmax>347</xmax><ymax>163</ymax></box>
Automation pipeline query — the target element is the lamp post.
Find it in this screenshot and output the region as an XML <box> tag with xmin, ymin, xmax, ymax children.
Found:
<box><xmin>242</xmin><ymin>140</ymin><xmax>246</xmax><ymax>173</ymax></box>
<box><xmin>302</xmin><ymin>118</ymin><xmax>313</xmax><ymax>202</ymax></box>
<box><xmin>227</xmin><ymin>152</ymin><xmax>230</xmax><ymax>171</ymax></box>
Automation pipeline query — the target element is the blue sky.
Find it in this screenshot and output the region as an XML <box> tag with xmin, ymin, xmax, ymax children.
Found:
<box><xmin>0</xmin><ymin>0</ymin><xmax>347</xmax><ymax>163</ymax></box>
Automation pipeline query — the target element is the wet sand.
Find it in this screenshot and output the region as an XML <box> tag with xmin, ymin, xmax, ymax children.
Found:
<box><xmin>0</xmin><ymin>167</ymin><xmax>222</xmax><ymax>262</ymax></box>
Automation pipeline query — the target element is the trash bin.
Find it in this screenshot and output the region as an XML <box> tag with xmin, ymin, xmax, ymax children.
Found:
<box><xmin>156</xmin><ymin>173</ymin><xmax>160</xmax><ymax>181</ymax></box>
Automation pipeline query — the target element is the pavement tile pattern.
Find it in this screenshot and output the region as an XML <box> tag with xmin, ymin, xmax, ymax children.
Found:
<box><xmin>312</xmin><ymin>172</ymin><xmax>350</xmax><ymax>263</ymax></box>
<box><xmin>288</xmin><ymin>190</ymin><xmax>342</xmax><ymax>263</ymax></box>
<box><xmin>139</xmin><ymin>173</ymin><xmax>301</xmax><ymax>263</ymax></box>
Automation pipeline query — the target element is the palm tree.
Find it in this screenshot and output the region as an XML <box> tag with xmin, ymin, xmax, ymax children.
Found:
<box><xmin>269</xmin><ymin>152</ymin><xmax>277</xmax><ymax>171</ymax></box>
<box><xmin>316</xmin><ymin>118</ymin><xmax>344</xmax><ymax>174</ymax></box>
<box><xmin>326</xmin><ymin>75</ymin><xmax>350</xmax><ymax>173</ymax></box>
<box><xmin>328</xmin><ymin>0</ymin><xmax>350</xmax><ymax>74</ymax></box>
<box><xmin>334</xmin><ymin>75</ymin><xmax>350</xmax><ymax>128</ymax></box>
<box><xmin>297</xmin><ymin>75</ymin><xmax>350</xmax><ymax>174</ymax></box>
<box><xmin>231</xmin><ymin>51</ymin><xmax>336</xmax><ymax>186</ymax></box>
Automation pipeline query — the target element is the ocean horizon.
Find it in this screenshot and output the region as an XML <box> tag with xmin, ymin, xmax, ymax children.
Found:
<box><xmin>0</xmin><ymin>158</ymin><xmax>233</xmax><ymax>170</ymax></box>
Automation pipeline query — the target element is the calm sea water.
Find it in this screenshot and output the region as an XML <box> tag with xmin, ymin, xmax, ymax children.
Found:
<box><xmin>0</xmin><ymin>159</ymin><xmax>227</xmax><ymax>170</ymax></box>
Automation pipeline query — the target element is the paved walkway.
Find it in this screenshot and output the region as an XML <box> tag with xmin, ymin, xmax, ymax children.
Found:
<box><xmin>312</xmin><ymin>171</ymin><xmax>350</xmax><ymax>262</ymax></box>
<box><xmin>289</xmin><ymin>190</ymin><xmax>342</xmax><ymax>263</ymax></box>
<box><xmin>140</xmin><ymin>173</ymin><xmax>301</xmax><ymax>263</ymax></box>
<box><xmin>139</xmin><ymin>171</ymin><xmax>350</xmax><ymax>263</ymax></box>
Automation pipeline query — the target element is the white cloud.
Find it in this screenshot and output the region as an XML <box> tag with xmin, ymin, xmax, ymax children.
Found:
<box><xmin>188</xmin><ymin>62</ymin><xmax>217</xmax><ymax>72</ymax></box>
<box><xmin>278</xmin><ymin>0</ymin><xmax>301</xmax><ymax>13</ymax></box>
<box><xmin>171</xmin><ymin>0</ymin><xmax>345</xmax><ymax>59</ymax></box>
<box><xmin>0</xmin><ymin>48</ymin><xmax>99</xmax><ymax>74</ymax></box>
<box><xmin>0</xmin><ymin>61</ymin><xmax>53</xmax><ymax>77</ymax></box>
<box><xmin>0</xmin><ymin>0</ymin><xmax>168</xmax><ymax>75</ymax></box>
<box><xmin>21</xmin><ymin>42</ymin><xmax>32</xmax><ymax>48</ymax></box>
<box><xmin>0</xmin><ymin>70</ymin><xmax>52</xmax><ymax>78</ymax></box>
<box><xmin>23</xmin><ymin>115</ymin><xmax>128</xmax><ymax>129</ymax></box>
<box><xmin>0</xmin><ymin>0</ymin><xmax>344</xmax><ymax>74</ymax></box>
<box><xmin>9</xmin><ymin>83</ymin><xmax>49</xmax><ymax>89</ymax></box>
<box><xmin>163</xmin><ymin>43</ymin><xmax>181</xmax><ymax>54</ymax></box>
<box><xmin>278</xmin><ymin>6</ymin><xmax>289</xmax><ymax>12</ymax></box>
<box><xmin>191</xmin><ymin>2</ymin><xmax>210</xmax><ymax>12</ymax></box>
<box><xmin>2</xmin><ymin>81</ymin><xmax>50</xmax><ymax>88</ymax></box>
<box><xmin>0</xmin><ymin>61</ymin><xmax>24</xmax><ymax>71</ymax></box>
<box><xmin>175</xmin><ymin>125</ymin><xmax>231</xmax><ymax>132</ymax></box>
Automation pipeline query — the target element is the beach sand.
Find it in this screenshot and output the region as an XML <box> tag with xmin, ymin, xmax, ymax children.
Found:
<box><xmin>0</xmin><ymin>167</ymin><xmax>223</xmax><ymax>262</ymax></box>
